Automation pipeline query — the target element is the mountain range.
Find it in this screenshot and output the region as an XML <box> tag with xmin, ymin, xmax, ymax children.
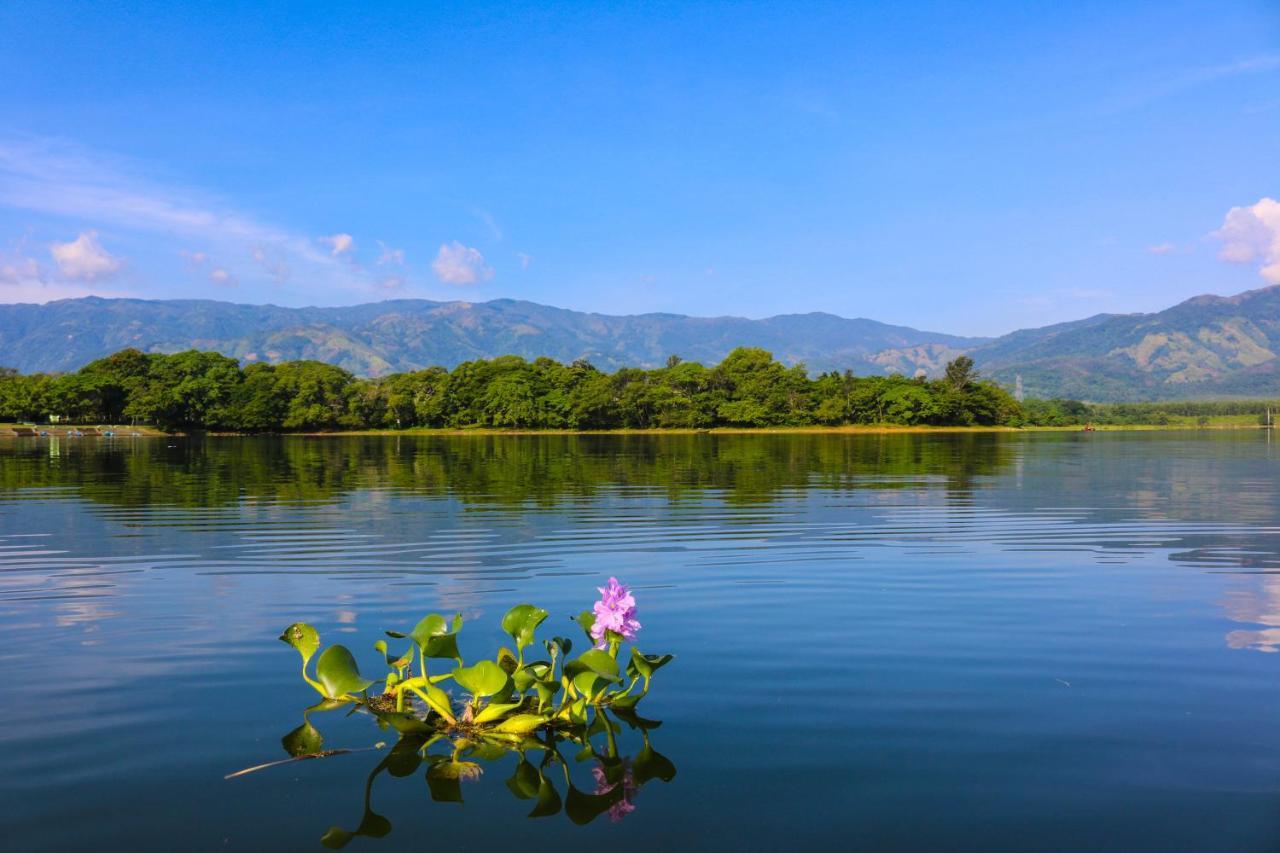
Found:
<box><xmin>2</xmin><ymin>285</ymin><xmax>1279</xmax><ymax>401</ymax></box>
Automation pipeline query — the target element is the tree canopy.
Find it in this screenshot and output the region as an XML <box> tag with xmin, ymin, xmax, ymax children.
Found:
<box><xmin>0</xmin><ymin>346</ymin><xmax>1034</xmax><ymax>431</ymax></box>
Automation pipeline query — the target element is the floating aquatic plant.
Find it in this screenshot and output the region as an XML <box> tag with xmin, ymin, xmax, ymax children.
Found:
<box><xmin>258</xmin><ymin>580</ymin><xmax>675</xmax><ymax>842</ymax></box>
<box><xmin>278</xmin><ymin>577</ymin><xmax>672</xmax><ymax>734</ymax></box>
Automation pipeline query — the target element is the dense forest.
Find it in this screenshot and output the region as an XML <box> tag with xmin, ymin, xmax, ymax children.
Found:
<box><xmin>1</xmin><ymin>348</ymin><xmax>1274</xmax><ymax>432</ymax></box>
<box><xmin>0</xmin><ymin>347</ymin><xmax>1022</xmax><ymax>431</ymax></box>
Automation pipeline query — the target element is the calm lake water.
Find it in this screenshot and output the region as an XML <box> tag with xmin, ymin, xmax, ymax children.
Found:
<box><xmin>3</xmin><ymin>432</ymin><xmax>1280</xmax><ymax>850</ymax></box>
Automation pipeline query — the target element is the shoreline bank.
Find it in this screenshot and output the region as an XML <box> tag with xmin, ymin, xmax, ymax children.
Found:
<box><xmin>4</xmin><ymin>423</ymin><xmax>1274</xmax><ymax>438</ymax></box>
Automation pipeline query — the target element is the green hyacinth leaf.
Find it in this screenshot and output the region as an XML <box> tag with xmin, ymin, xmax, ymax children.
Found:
<box><xmin>495</xmin><ymin>713</ymin><xmax>548</xmax><ymax>734</ymax></box>
<box><xmin>564</xmin><ymin>649</ymin><xmax>621</xmax><ymax>682</ymax></box>
<box><xmin>373</xmin><ymin>639</ymin><xmax>412</xmax><ymax>669</ymax></box>
<box><xmin>561</xmin><ymin>695</ymin><xmax>588</xmax><ymax>726</ymax></box>
<box><xmin>502</xmin><ymin>604</ymin><xmax>549</xmax><ymax>652</ymax></box>
<box><xmin>497</xmin><ymin>646</ymin><xmax>519</xmax><ymax>674</ymax></box>
<box><xmin>473</xmin><ymin>700</ymin><xmax>522</xmax><ymax>725</ymax></box>
<box><xmin>506</xmin><ymin>758</ymin><xmax>540</xmax><ymax>799</ymax></box>
<box><xmin>529</xmin><ymin>773</ymin><xmax>563</xmax><ymax>818</ymax></box>
<box><xmin>533</xmin><ymin>678</ymin><xmax>560</xmax><ymax>708</ymax></box>
<box><xmin>409</xmin><ymin>613</ymin><xmax>463</xmax><ymax>661</ymax></box>
<box><xmin>452</xmin><ymin>660</ymin><xmax>512</xmax><ymax>698</ymax></box>
<box><xmin>608</xmin><ymin>691</ymin><xmax>642</xmax><ymax>710</ymax></box>
<box><xmin>279</xmin><ymin>622</ymin><xmax>320</xmax><ymax>665</ymax></box>
<box><xmin>409</xmin><ymin>614</ymin><xmax>448</xmax><ymax>644</ymax></box>
<box><xmin>281</xmin><ymin>721</ymin><xmax>323</xmax><ymax>757</ymax></box>
<box><xmin>425</xmin><ymin>633</ymin><xmax>461</xmax><ymax>662</ymax></box>
<box><xmin>420</xmin><ymin>682</ymin><xmax>456</xmax><ymax>722</ymax></box>
<box><xmin>315</xmin><ymin>645</ymin><xmax>374</xmax><ymax>698</ymax></box>
<box><xmin>573</xmin><ymin>671</ymin><xmax>615</xmax><ymax>703</ymax></box>
<box><xmin>627</xmin><ymin>650</ymin><xmax>674</xmax><ymax>682</ymax></box>
<box><xmin>512</xmin><ymin>666</ymin><xmax>536</xmax><ymax>692</ymax></box>
<box><xmin>573</xmin><ymin>610</ymin><xmax>596</xmax><ymax>641</ymax></box>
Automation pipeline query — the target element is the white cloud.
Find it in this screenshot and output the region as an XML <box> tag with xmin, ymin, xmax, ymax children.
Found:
<box><xmin>516</xmin><ymin>251</ymin><xmax>532</xmax><ymax>270</ymax></box>
<box><xmin>0</xmin><ymin>247</ymin><xmax>127</xmax><ymax>302</ymax></box>
<box><xmin>431</xmin><ymin>241</ymin><xmax>493</xmax><ymax>285</ymax></box>
<box><xmin>376</xmin><ymin>241</ymin><xmax>405</xmax><ymax>267</ymax></box>
<box><xmin>1212</xmin><ymin>197</ymin><xmax>1280</xmax><ymax>284</ymax></box>
<box><xmin>49</xmin><ymin>230</ymin><xmax>124</xmax><ymax>280</ymax></box>
<box><xmin>320</xmin><ymin>233</ymin><xmax>355</xmax><ymax>257</ymax></box>
<box><xmin>1146</xmin><ymin>243</ymin><xmax>1176</xmax><ymax>255</ymax></box>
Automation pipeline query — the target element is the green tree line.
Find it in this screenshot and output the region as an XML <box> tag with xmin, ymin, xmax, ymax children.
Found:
<box><xmin>0</xmin><ymin>348</ymin><xmax>1025</xmax><ymax>431</ymax></box>
<box><xmin>1020</xmin><ymin>397</ymin><xmax>1280</xmax><ymax>426</ymax></box>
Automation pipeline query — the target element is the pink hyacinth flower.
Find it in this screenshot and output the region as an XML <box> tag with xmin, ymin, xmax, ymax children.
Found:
<box><xmin>590</xmin><ymin>576</ymin><xmax>641</xmax><ymax>649</ymax></box>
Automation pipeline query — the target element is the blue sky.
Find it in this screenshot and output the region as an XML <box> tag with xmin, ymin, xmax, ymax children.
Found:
<box><xmin>0</xmin><ymin>1</ymin><xmax>1277</xmax><ymax>335</ymax></box>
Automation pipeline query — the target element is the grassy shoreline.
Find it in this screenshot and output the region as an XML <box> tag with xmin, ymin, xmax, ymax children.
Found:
<box><xmin>3</xmin><ymin>422</ymin><xmax>1273</xmax><ymax>438</ymax></box>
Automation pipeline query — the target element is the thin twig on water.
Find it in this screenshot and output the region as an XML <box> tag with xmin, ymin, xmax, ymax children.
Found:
<box><xmin>224</xmin><ymin>743</ymin><xmax>386</xmax><ymax>780</ymax></box>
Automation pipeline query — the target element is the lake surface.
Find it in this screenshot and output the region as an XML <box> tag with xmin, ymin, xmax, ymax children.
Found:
<box><xmin>3</xmin><ymin>431</ymin><xmax>1280</xmax><ymax>851</ymax></box>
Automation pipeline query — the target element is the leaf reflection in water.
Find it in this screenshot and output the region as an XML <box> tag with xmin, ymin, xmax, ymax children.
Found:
<box><xmin>240</xmin><ymin>701</ymin><xmax>676</xmax><ymax>846</ymax></box>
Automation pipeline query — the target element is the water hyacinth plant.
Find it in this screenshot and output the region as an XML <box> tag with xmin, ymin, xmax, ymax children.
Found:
<box><xmin>277</xmin><ymin>577</ymin><xmax>672</xmax><ymax>742</ymax></box>
<box><xmin>261</xmin><ymin>580</ymin><xmax>675</xmax><ymax>841</ymax></box>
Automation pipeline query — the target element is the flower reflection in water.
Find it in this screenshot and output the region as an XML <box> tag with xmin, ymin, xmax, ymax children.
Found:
<box><xmin>592</xmin><ymin>757</ymin><xmax>639</xmax><ymax>822</ymax></box>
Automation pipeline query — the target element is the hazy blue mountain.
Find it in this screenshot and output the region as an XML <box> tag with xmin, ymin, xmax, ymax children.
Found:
<box><xmin>0</xmin><ymin>296</ymin><xmax>981</xmax><ymax>376</ymax></box>
<box><xmin>4</xmin><ymin>285</ymin><xmax>1280</xmax><ymax>400</ymax></box>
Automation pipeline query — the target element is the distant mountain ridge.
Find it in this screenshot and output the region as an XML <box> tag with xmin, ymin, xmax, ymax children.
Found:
<box><xmin>0</xmin><ymin>296</ymin><xmax>982</xmax><ymax>377</ymax></box>
<box><xmin>2</xmin><ymin>285</ymin><xmax>1279</xmax><ymax>400</ymax></box>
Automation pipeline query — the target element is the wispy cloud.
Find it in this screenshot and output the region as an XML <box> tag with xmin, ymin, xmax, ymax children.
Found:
<box><xmin>516</xmin><ymin>251</ymin><xmax>532</xmax><ymax>270</ymax></box>
<box><xmin>320</xmin><ymin>233</ymin><xmax>355</xmax><ymax>257</ymax></box>
<box><xmin>376</xmin><ymin>241</ymin><xmax>405</xmax><ymax>267</ymax></box>
<box><xmin>1213</xmin><ymin>197</ymin><xmax>1280</xmax><ymax>284</ymax></box>
<box><xmin>1100</xmin><ymin>53</ymin><xmax>1280</xmax><ymax>114</ymax></box>
<box><xmin>0</xmin><ymin>136</ymin><xmax>377</xmax><ymax>296</ymax></box>
<box><xmin>249</xmin><ymin>245</ymin><xmax>290</xmax><ymax>282</ymax></box>
<box><xmin>1146</xmin><ymin>242</ymin><xmax>1177</xmax><ymax>255</ymax></box>
<box><xmin>471</xmin><ymin>207</ymin><xmax>503</xmax><ymax>242</ymax></box>
<box><xmin>431</xmin><ymin>241</ymin><xmax>493</xmax><ymax>285</ymax></box>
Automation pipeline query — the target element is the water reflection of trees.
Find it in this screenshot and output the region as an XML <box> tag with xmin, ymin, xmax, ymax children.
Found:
<box><xmin>0</xmin><ymin>433</ymin><xmax>1019</xmax><ymax>509</ymax></box>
